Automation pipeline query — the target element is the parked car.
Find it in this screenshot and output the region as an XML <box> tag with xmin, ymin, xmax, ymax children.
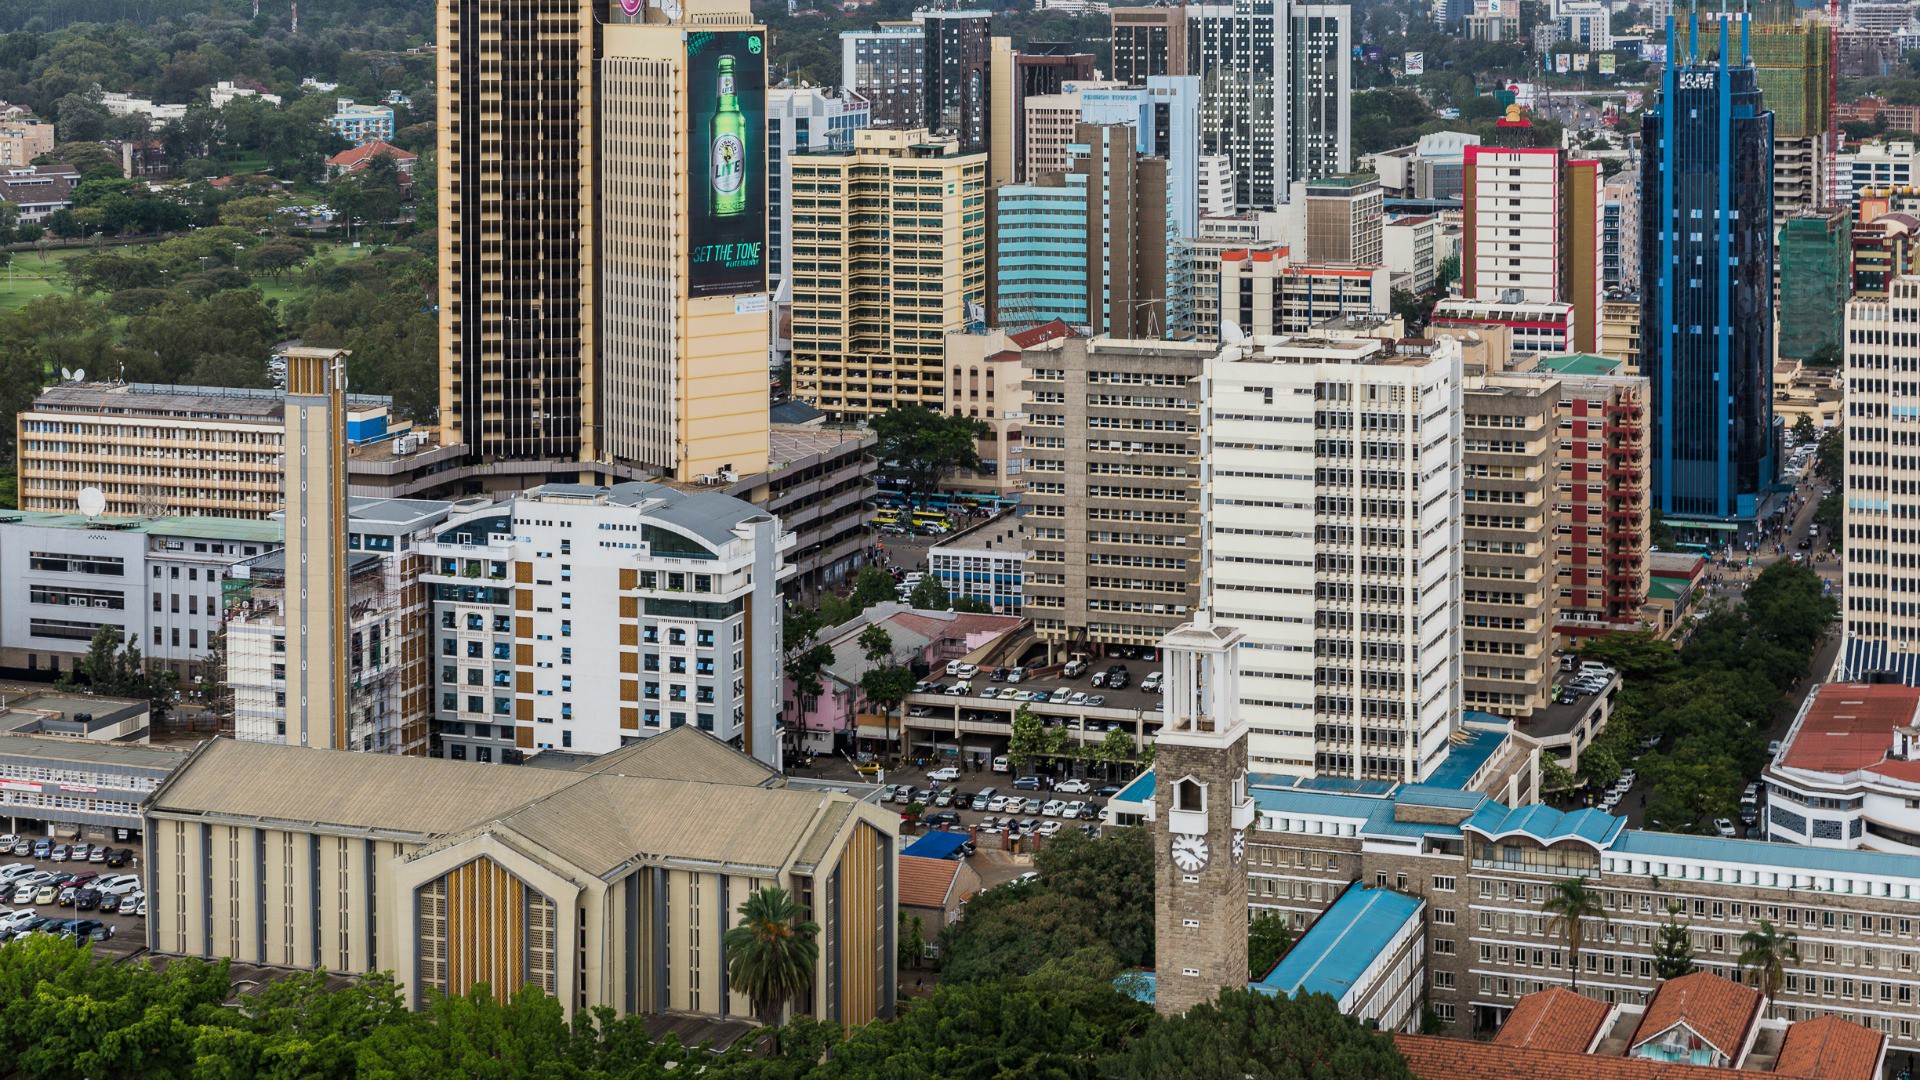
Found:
<box><xmin>1021</xmin><ymin>797</ymin><xmax>1043</xmax><ymax>814</ymax></box>
<box><xmin>1086</xmin><ymin>695</ymin><xmax>1106</xmax><ymax>707</ymax></box>
<box><xmin>992</xmin><ymin>756</ymin><xmax>1010</xmax><ymax>773</ymax></box>
<box><xmin>76</xmin><ymin>889</ymin><xmax>102</xmax><ymax>912</ymax></box>
<box><xmin>0</xmin><ymin>909</ymin><xmax>33</xmax><ymax>933</ymax></box>
<box><xmin>48</xmin><ymin>845</ymin><xmax>69</xmax><ymax>863</ymax></box>
<box><xmin>1037</xmin><ymin>821</ymin><xmax>1063</xmax><ymax>837</ymax></box>
<box><xmin>932</xmin><ymin>789</ymin><xmax>956</xmax><ymax>808</ymax></box>
<box><xmin>87</xmin><ymin>847</ymin><xmax>107</xmax><ymax>864</ymax></box>
<box><xmin>132</xmin><ymin>896</ymin><xmax>146</xmax><ymax>918</ymax></box>
<box><xmin>925</xmin><ymin>810</ymin><xmax>962</xmax><ymax>828</ymax></box>
<box><xmin>983</xmin><ymin>793</ymin><xmax>1008</xmax><ymax>812</ymax></box>
<box><xmin>991</xmin><ymin>667</ymin><xmax>1010</xmax><ymax>682</ymax></box>
<box><xmin>1055</xmin><ymin>779</ymin><xmax>1091</xmax><ymax>794</ymax></box>
<box><xmin>96</xmin><ymin>875</ymin><xmax>141</xmax><ymax>898</ymax></box>
<box><xmin>1062</xmin><ymin>659</ymin><xmax>1088</xmax><ymax>678</ymax></box>
<box><xmin>1141</xmin><ymin>672</ymin><xmax>1163</xmax><ymax>693</ymax></box>
<box><xmin>1041</xmin><ymin>799</ymin><xmax>1067</xmax><ymax>817</ymax></box>
<box><xmin>979</xmin><ymin>686</ymin><xmax>1001</xmax><ymax>699</ymax></box>
<box><xmin>1012</xmin><ymin>775</ymin><xmax>1042</xmax><ymax>791</ymax></box>
<box><xmin>1714</xmin><ymin>818</ymin><xmax>1738</xmax><ymax>838</ymax></box>
<box><xmin>104</xmin><ymin>848</ymin><xmax>129</xmax><ymax>868</ymax></box>
<box><xmin>1006</xmin><ymin>667</ymin><xmax>1025</xmax><ymax>684</ymax></box>
<box><xmin>1768</xmin><ymin>739</ymin><xmax>1784</xmax><ymax>757</ymax></box>
<box><xmin>69</xmin><ymin>843</ymin><xmax>90</xmax><ymax>862</ymax></box>
<box><xmin>1048</xmin><ymin>688</ymin><xmax>1070</xmax><ymax>703</ymax></box>
<box><xmin>33</xmin><ymin>884</ymin><xmax>58</xmax><ymax>906</ymax></box>
<box><xmin>31</xmin><ymin>840</ymin><xmax>49</xmax><ymax>859</ymax></box>
<box><xmin>928</xmin><ymin>766</ymin><xmax>960</xmax><ymax>782</ymax></box>
<box><xmin>0</xmin><ymin>864</ymin><xmax>34</xmax><ymax>886</ymax></box>
<box><xmin>1063</xmin><ymin>800</ymin><xmax>1089</xmax><ymax>819</ymax></box>
<box><xmin>1068</xmin><ymin>691</ymin><xmax>1089</xmax><ymax>705</ymax></box>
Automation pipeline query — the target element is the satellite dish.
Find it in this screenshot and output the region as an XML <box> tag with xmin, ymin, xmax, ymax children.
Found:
<box><xmin>78</xmin><ymin>488</ymin><xmax>107</xmax><ymax>518</ymax></box>
<box><xmin>1222</xmin><ymin>320</ymin><xmax>1249</xmax><ymax>346</ymax></box>
<box><xmin>72</xmin><ymin>369</ymin><xmax>85</xmax><ymax>383</ymax></box>
<box><xmin>59</xmin><ymin>368</ymin><xmax>72</xmax><ymax>381</ymax></box>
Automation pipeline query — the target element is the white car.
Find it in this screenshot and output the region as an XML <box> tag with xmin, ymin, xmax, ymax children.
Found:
<box><xmin>979</xmin><ymin>686</ymin><xmax>1001</xmax><ymax>699</ymax></box>
<box><xmin>1068</xmin><ymin>691</ymin><xmax>1089</xmax><ymax>705</ymax></box>
<box><xmin>0</xmin><ymin>864</ymin><xmax>34</xmax><ymax>885</ymax></box>
<box><xmin>1037</xmin><ymin>820</ymin><xmax>1063</xmax><ymax>837</ymax></box>
<box><xmin>927</xmin><ymin>766</ymin><xmax>960</xmax><ymax>782</ymax></box>
<box><xmin>1055</xmin><ymin>779</ymin><xmax>1091</xmax><ymax>794</ymax></box>
<box><xmin>96</xmin><ymin>874</ymin><xmax>141</xmax><ymax>898</ymax></box>
<box><xmin>987</xmin><ymin>794</ymin><xmax>1013</xmax><ymax>813</ymax></box>
<box><xmin>0</xmin><ymin>909</ymin><xmax>32</xmax><ymax>932</ymax></box>
<box><xmin>1714</xmin><ymin>818</ymin><xmax>1738</xmax><ymax>838</ymax></box>
<box><xmin>1041</xmin><ymin>799</ymin><xmax>1067</xmax><ymax>817</ymax></box>
<box><xmin>1062</xmin><ymin>800</ymin><xmax>1089</xmax><ymax>819</ymax></box>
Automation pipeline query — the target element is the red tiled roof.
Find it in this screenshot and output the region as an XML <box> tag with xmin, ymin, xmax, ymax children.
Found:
<box><xmin>882</xmin><ymin>610</ymin><xmax>1022</xmax><ymax>646</ymax></box>
<box><xmin>1779</xmin><ymin>683</ymin><xmax>1920</xmax><ymax>775</ymax></box>
<box><xmin>1494</xmin><ymin>986</ymin><xmax>1614</xmax><ymax>1053</ymax></box>
<box><xmin>897</xmin><ymin>854</ymin><xmax>961</xmax><ymax>909</ymax></box>
<box><xmin>326</xmin><ymin>139</ymin><xmax>418</xmax><ymax>170</ymax></box>
<box><xmin>1774</xmin><ymin>1015</ymin><xmax>1885</xmax><ymax>1080</ymax></box>
<box><xmin>1397</xmin><ymin>1035</ymin><xmax>1753</xmax><ymax>1080</ymax></box>
<box><xmin>1628</xmin><ymin>972</ymin><xmax>1763</xmax><ymax>1064</ymax></box>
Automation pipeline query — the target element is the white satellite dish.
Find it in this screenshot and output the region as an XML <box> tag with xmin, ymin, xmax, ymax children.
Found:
<box><xmin>1221</xmin><ymin>320</ymin><xmax>1248</xmax><ymax>346</ymax></box>
<box><xmin>72</xmin><ymin>369</ymin><xmax>85</xmax><ymax>383</ymax></box>
<box><xmin>59</xmin><ymin>368</ymin><xmax>72</xmax><ymax>381</ymax></box>
<box><xmin>77</xmin><ymin>488</ymin><xmax>106</xmax><ymax>518</ymax></box>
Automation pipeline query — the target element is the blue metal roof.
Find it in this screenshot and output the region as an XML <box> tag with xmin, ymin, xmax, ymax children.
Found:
<box><xmin>1612</xmin><ymin>829</ymin><xmax>1920</xmax><ymax>878</ymax></box>
<box><xmin>900</xmin><ymin>832</ymin><xmax>969</xmax><ymax>860</ymax></box>
<box><xmin>1254</xmin><ymin>887</ymin><xmax>1424</xmax><ymax>1000</ymax></box>
<box><xmin>1251</xmin><ymin>788</ymin><xmax>1383</xmax><ymax>821</ymax></box>
<box><xmin>1422</xmin><ymin>726</ymin><xmax>1506</xmax><ymax>790</ymax></box>
<box><xmin>1394</xmin><ymin>785</ymin><xmax>1489</xmax><ymax>810</ymax></box>
<box><xmin>1363</xmin><ymin>800</ymin><xmax>1467</xmax><ymax>840</ymax></box>
<box><xmin>1113</xmin><ymin>771</ymin><xmax>1155</xmax><ymax>805</ymax></box>
<box><xmin>1465</xmin><ymin>802</ymin><xmax>1625</xmax><ymax>847</ymax></box>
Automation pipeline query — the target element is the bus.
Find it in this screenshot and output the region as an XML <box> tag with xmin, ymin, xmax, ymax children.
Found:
<box><xmin>910</xmin><ymin>510</ymin><xmax>952</xmax><ymax>531</ymax></box>
<box><xmin>873</xmin><ymin>509</ymin><xmax>902</xmax><ymax>527</ymax></box>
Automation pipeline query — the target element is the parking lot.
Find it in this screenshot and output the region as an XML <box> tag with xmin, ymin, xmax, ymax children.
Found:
<box><xmin>877</xmin><ymin>769</ymin><xmax>1131</xmax><ymax>850</ymax></box>
<box><xmin>0</xmin><ymin>835</ymin><xmax>146</xmax><ymax>948</ymax></box>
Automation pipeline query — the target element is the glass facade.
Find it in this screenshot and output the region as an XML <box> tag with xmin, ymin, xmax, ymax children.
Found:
<box><xmin>1640</xmin><ymin>13</ymin><xmax>1777</xmax><ymax>526</ymax></box>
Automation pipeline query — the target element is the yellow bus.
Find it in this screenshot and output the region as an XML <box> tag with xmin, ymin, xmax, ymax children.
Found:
<box><xmin>873</xmin><ymin>509</ymin><xmax>902</xmax><ymax>526</ymax></box>
<box><xmin>911</xmin><ymin>510</ymin><xmax>951</xmax><ymax>530</ymax></box>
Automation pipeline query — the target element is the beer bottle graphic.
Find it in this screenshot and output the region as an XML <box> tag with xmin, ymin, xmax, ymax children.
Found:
<box><xmin>710</xmin><ymin>54</ymin><xmax>747</xmax><ymax>219</ymax></box>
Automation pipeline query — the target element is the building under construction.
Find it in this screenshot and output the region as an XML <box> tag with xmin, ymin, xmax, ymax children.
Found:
<box><xmin>1680</xmin><ymin>15</ymin><xmax>1832</xmax><ymax>221</ymax></box>
<box><xmin>1778</xmin><ymin>207</ymin><xmax>1852</xmax><ymax>361</ymax></box>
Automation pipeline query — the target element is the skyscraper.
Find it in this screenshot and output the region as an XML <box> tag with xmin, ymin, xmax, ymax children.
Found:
<box><xmin>1112</xmin><ymin>3</ymin><xmax>1189</xmax><ymax>84</ymax></box>
<box><xmin>1288</xmin><ymin>3</ymin><xmax>1351</xmax><ymax>183</ymax></box>
<box><xmin>1461</xmin><ymin>120</ymin><xmax>1603</xmax><ymax>352</ymax></box>
<box><xmin>1640</xmin><ymin>13</ymin><xmax>1777</xmax><ymax>531</ymax></box>
<box><xmin>841</xmin><ymin>23</ymin><xmax>927</xmax><ymax>129</ymax></box>
<box><xmin>917</xmin><ymin>9</ymin><xmax>993</xmax><ymax>152</ymax></box>
<box><xmin>437</xmin><ymin>0</ymin><xmax>770</xmax><ymax>480</ymax></box>
<box><xmin>1841</xmin><ymin>278</ymin><xmax>1920</xmax><ymax>683</ymax></box>
<box><xmin>281</xmin><ymin>347</ymin><xmax>351</xmax><ymax>751</ymax></box>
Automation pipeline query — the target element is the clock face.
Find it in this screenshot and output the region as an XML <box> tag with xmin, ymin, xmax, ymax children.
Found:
<box><xmin>1231</xmin><ymin>830</ymin><xmax>1246</xmax><ymax>865</ymax></box>
<box><xmin>1171</xmin><ymin>833</ymin><xmax>1210</xmax><ymax>872</ymax></box>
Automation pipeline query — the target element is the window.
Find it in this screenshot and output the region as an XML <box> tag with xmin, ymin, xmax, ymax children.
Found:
<box><xmin>1175</xmin><ymin>779</ymin><xmax>1204</xmax><ymax>812</ymax></box>
<box><xmin>1433</xmin><ymin>876</ymin><xmax>1455</xmax><ymax>891</ymax></box>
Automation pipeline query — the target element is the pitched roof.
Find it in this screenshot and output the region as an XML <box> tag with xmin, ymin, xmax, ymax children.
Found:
<box><xmin>897</xmin><ymin>854</ymin><xmax>962</xmax><ymax>908</ymax></box>
<box><xmin>1253</xmin><ymin>887</ymin><xmax>1422</xmax><ymax>1001</ymax></box>
<box><xmin>1494</xmin><ymin>987</ymin><xmax>1614</xmax><ymax>1053</ymax></box>
<box><xmin>1774</xmin><ymin>1016</ymin><xmax>1885</xmax><ymax>1080</ymax></box>
<box><xmin>1629</xmin><ymin>972</ymin><xmax>1764</xmax><ymax>1063</ymax></box>
<box><xmin>325</xmin><ymin>139</ymin><xmax>417</xmax><ymax>169</ymax></box>
<box><xmin>572</xmin><ymin>724</ymin><xmax>780</xmax><ymax>787</ymax></box>
<box><xmin>1396</xmin><ymin>1035</ymin><xmax>1755</xmax><ymax>1080</ymax></box>
<box><xmin>1464</xmin><ymin>801</ymin><xmax>1624</xmax><ymax>847</ymax></box>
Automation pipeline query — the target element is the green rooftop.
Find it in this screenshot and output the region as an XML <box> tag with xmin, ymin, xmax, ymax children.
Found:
<box><xmin>1647</xmin><ymin>578</ymin><xmax>1688</xmax><ymax>601</ymax></box>
<box><xmin>1534</xmin><ymin>353</ymin><xmax>1624</xmax><ymax>378</ymax></box>
<box><xmin>0</xmin><ymin>510</ymin><xmax>285</xmax><ymax>544</ymax></box>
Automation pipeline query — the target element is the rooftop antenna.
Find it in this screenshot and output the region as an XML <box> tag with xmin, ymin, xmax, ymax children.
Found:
<box><xmin>77</xmin><ymin>487</ymin><xmax>106</xmax><ymax>519</ymax></box>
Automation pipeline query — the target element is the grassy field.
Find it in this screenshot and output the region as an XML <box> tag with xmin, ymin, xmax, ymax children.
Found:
<box><xmin>0</xmin><ymin>240</ymin><xmax>383</xmax><ymax>315</ymax></box>
<box><xmin>0</xmin><ymin>250</ymin><xmax>85</xmax><ymax>317</ymax></box>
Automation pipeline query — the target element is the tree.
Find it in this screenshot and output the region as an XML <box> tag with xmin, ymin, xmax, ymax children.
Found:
<box><xmin>193</xmin><ymin>629</ymin><xmax>233</xmax><ymax>734</ymax></box>
<box><xmin>1653</xmin><ymin>903</ymin><xmax>1698</xmax><ymax>979</ymax></box>
<box><xmin>869</xmin><ymin>407</ymin><xmax>985</xmax><ymax>506</ymax></box>
<box><xmin>59</xmin><ymin>623</ymin><xmax>179</xmax><ymax>723</ymax></box>
<box><xmin>782</xmin><ymin>606</ymin><xmax>838</xmax><ymax>709</ymax></box>
<box><xmin>1542</xmin><ymin>876</ymin><xmax>1609</xmax><ymax>990</ymax></box>
<box><xmin>1034</xmin><ymin>826</ymin><xmax>1157</xmax><ymax>969</ymax></box>
<box><xmin>847</xmin><ymin>565</ymin><xmax>898</xmax><ymax>612</ymax></box>
<box><xmin>1815</xmin><ymin>428</ymin><xmax>1843</xmax><ymax>484</ymax></box>
<box><xmin>1094</xmin><ymin>726</ymin><xmax>1138</xmax><ymax>777</ymax></box>
<box><xmin>724</xmin><ymin>886</ymin><xmax>820</xmax><ymax>1037</ymax></box>
<box><xmin>1792</xmin><ymin>414</ymin><xmax>1816</xmax><ymax>439</ymax></box>
<box><xmin>857</xmin><ymin>624</ymin><xmax>893</xmax><ymax>667</ymax></box>
<box><xmin>1576</xmin><ymin>631</ymin><xmax>1679</xmax><ymax>683</ymax></box>
<box><xmin>897</xmin><ymin>911</ymin><xmax>925</xmax><ymax>970</ymax></box>
<box><xmin>1007</xmin><ymin>703</ymin><xmax>1048</xmax><ymax>773</ymax></box>
<box><xmin>1738</xmin><ymin>919</ymin><xmax>1800</xmax><ymax>999</ymax></box>
<box><xmin>906</xmin><ymin>575</ymin><xmax>950</xmax><ymax>610</ymax></box>
<box><xmin>859</xmin><ymin>665</ymin><xmax>915</xmax><ymax>764</ymax></box>
<box><xmin>1107</xmin><ymin>989</ymin><xmax>1418</xmax><ymax>1080</ymax></box>
<box><xmin>818</xmin><ymin>974</ymin><xmax>1146</xmax><ymax>1076</ymax></box>
<box><xmin>1248</xmin><ymin>910</ymin><xmax>1293</xmax><ymax>979</ymax></box>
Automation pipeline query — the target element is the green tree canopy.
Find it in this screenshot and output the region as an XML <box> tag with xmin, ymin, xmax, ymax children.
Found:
<box><xmin>869</xmin><ymin>407</ymin><xmax>984</xmax><ymax>506</ymax></box>
<box><xmin>1103</xmin><ymin>988</ymin><xmax>1416</xmax><ymax>1080</ymax></box>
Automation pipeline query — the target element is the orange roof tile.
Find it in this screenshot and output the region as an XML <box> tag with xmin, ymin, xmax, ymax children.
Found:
<box><xmin>1628</xmin><ymin>972</ymin><xmax>1764</xmax><ymax>1064</ymax></box>
<box><xmin>1397</xmin><ymin>1036</ymin><xmax>1755</xmax><ymax>1080</ymax></box>
<box><xmin>325</xmin><ymin>139</ymin><xmax>418</xmax><ymax>170</ymax></box>
<box><xmin>897</xmin><ymin>854</ymin><xmax>961</xmax><ymax>909</ymax></box>
<box><xmin>1774</xmin><ymin>1016</ymin><xmax>1885</xmax><ymax>1080</ymax></box>
<box><xmin>1493</xmin><ymin>986</ymin><xmax>1614</xmax><ymax>1053</ymax></box>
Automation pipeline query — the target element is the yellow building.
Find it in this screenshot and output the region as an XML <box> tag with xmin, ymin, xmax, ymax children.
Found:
<box><xmin>0</xmin><ymin>120</ymin><xmax>54</xmax><ymax>167</ymax></box>
<box><xmin>144</xmin><ymin>728</ymin><xmax>897</xmax><ymax>1026</ymax></box>
<box><xmin>1600</xmin><ymin>297</ymin><xmax>1641</xmax><ymax>375</ymax></box>
<box><xmin>437</xmin><ymin>0</ymin><xmax>769</xmax><ymax>480</ymax></box>
<box><xmin>788</xmin><ymin>129</ymin><xmax>988</xmax><ymax>419</ymax></box>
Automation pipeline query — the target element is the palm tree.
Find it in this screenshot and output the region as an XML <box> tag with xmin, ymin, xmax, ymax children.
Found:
<box><xmin>725</xmin><ymin>886</ymin><xmax>820</xmax><ymax>1037</ymax></box>
<box><xmin>1738</xmin><ymin>919</ymin><xmax>1800</xmax><ymax>1000</ymax></box>
<box><xmin>1542</xmin><ymin>876</ymin><xmax>1609</xmax><ymax>990</ymax></box>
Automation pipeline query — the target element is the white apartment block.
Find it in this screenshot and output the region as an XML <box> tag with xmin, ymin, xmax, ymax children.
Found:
<box><xmin>1197</xmin><ymin>155</ymin><xmax>1236</xmax><ymax>218</ymax></box>
<box><xmin>1462</xmin><ymin>147</ymin><xmax>1568</xmax><ymax>305</ymax></box>
<box><xmin>1841</xmin><ymin>279</ymin><xmax>1920</xmax><ymax>684</ymax></box>
<box><xmin>418</xmin><ymin>483</ymin><xmax>792</xmax><ymax>767</ymax></box>
<box><xmin>1840</xmin><ymin>140</ymin><xmax>1919</xmax><ymax>201</ymax></box>
<box><xmin>1201</xmin><ymin>334</ymin><xmax>1464</xmax><ymax>778</ymax></box>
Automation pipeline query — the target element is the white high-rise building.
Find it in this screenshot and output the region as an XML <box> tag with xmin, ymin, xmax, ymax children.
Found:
<box><xmin>767</xmin><ymin>86</ymin><xmax>871</xmax><ymax>291</ymax></box>
<box><xmin>1840</xmin><ymin>278</ymin><xmax>1920</xmax><ymax>683</ymax></box>
<box><xmin>1201</xmin><ymin>335</ymin><xmax>1463</xmax><ymax>778</ymax></box>
<box><xmin>1188</xmin><ymin>0</ymin><xmax>1350</xmax><ymax>209</ymax></box>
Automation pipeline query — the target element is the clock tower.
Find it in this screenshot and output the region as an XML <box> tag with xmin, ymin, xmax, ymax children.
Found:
<box><xmin>1148</xmin><ymin>610</ymin><xmax>1254</xmax><ymax>1015</ymax></box>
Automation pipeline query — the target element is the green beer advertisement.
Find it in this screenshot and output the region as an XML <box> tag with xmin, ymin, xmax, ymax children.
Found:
<box><xmin>688</xmin><ymin>29</ymin><xmax>767</xmax><ymax>298</ymax></box>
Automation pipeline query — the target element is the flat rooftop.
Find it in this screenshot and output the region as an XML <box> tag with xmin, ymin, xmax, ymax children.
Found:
<box><xmin>1534</xmin><ymin>353</ymin><xmax>1628</xmax><ymax>378</ymax></box>
<box><xmin>0</xmin><ymin>509</ymin><xmax>284</xmax><ymax>544</ymax></box>
<box><xmin>1777</xmin><ymin>682</ymin><xmax>1920</xmax><ymax>775</ymax></box>
<box><xmin>31</xmin><ymin>382</ymin><xmax>390</xmax><ymax>420</ymax></box>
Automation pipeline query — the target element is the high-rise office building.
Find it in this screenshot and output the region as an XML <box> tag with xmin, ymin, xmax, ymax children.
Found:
<box><xmin>988</xmin><ymin>39</ymin><xmax>1098</xmax><ymax>187</ymax></box>
<box><xmin>841</xmin><ymin>23</ymin><xmax>927</xmax><ymax>129</ymax></box>
<box><xmin>1288</xmin><ymin>4</ymin><xmax>1351</xmax><ymax>184</ymax></box>
<box><xmin>1840</xmin><ymin>278</ymin><xmax>1920</xmax><ymax>683</ymax></box>
<box><xmin>1187</xmin><ymin>0</ymin><xmax>1349</xmax><ymax>209</ymax></box>
<box><xmin>1112</xmin><ymin>3</ymin><xmax>1189</xmax><ymax>84</ymax></box>
<box><xmin>1021</xmin><ymin>335</ymin><xmax>1216</xmax><ymax>654</ymax></box>
<box><xmin>1641</xmin><ymin>13</ymin><xmax>1778</xmax><ymax>531</ymax></box>
<box><xmin>1202</xmin><ymin>334</ymin><xmax>1463</xmax><ymax>777</ymax></box>
<box><xmin>436</xmin><ymin>0</ymin><xmax>598</xmax><ymax>463</ymax></box>
<box><xmin>990</xmin><ymin>123</ymin><xmax>1174</xmax><ymax>338</ymax></box>
<box><xmin>1461</xmin><ymin>131</ymin><xmax>1603</xmax><ymax>352</ymax></box>
<box><xmin>1779</xmin><ymin>208</ymin><xmax>1853</xmax><ymax>363</ymax></box>
<box><xmin>598</xmin><ymin>9</ymin><xmax>771</xmax><ymax>482</ymax></box>
<box><xmin>1601</xmin><ymin>172</ymin><xmax>1640</xmax><ymax>293</ymax></box>
<box><xmin>438</xmin><ymin>0</ymin><xmax>769</xmax><ymax>480</ymax></box>
<box><xmin>767</xmin><ymin>87</ymin><xmax>871</xmax><ymax>292</ymax></box>
<box><xmin>1081</xmin><ymin>77</ymin><xmax>1205</xmax><ymax>236</ymax></box>
<box><xmin>917</xmin><ymin>9</ymin><xmax>993</xmax><ymax>152</ymax></box>
<box><xmin>788</xmin><ymin>129</ymin><xmax>988</xmax><ymax>419</ymax></box>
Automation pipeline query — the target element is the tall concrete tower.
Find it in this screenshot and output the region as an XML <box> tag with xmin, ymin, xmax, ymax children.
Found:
<box><xmin>281</xmin><ymin>346</ymin><xmax>351</xmax><ymax>750</ymax></box>
<box><xmin>1149</xmin><ymin>610</ymin><xmax>1254</xmax><ymax>1015</ymax></box>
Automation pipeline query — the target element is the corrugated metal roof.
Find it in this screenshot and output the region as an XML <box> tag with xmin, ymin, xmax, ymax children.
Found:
<box><xmin>1255</xmin><ymin>887</ymin><xmax>1422</xmax><ymax>1000</ymax></box>
<box><xmin>573</xmin><ymin>725</ymin><xmax>780</xmax><ymax>787</ymax></box>
<box><xmin>1252</xmin><ymin>788</ymin><xmax>1381</xmax><ymax>821</ymax></box>
<box><xmin>1465</xmin><ymin>803</ymin><xmax>1624</xmax><ymax>846</ymax></box>
<box><xmin>0</xmin><ymin>510</ymin><xmax>284</xmax><ymax>543</ymax></box>
<box><xmin>1611</xmin><ymin>829</ymin><xmax>1920</xmax><ymax>878</ymax></box>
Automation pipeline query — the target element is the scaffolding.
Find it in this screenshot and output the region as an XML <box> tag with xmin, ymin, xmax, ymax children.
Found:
<box><xmin>1778</xmin><ymin>208</ymin><xmax>1852</xmax><ymax>361</ymax></box>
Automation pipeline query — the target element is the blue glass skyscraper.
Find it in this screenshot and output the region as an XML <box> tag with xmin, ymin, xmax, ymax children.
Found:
<box><xmin>1640</xmin><ymin>12</ymin><xmax>1778</xmax><ymax>531</ymax></box>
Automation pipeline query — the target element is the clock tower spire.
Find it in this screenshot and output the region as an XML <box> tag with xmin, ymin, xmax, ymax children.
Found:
<box><xmin>1148</xmin><ymin>609</ymin><xmax>1254</xmax><ymax>1015</ymax></box>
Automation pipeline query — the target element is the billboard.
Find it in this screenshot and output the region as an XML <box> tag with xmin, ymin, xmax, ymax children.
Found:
<box><xmin>1573</xmin><ymin>52</ymin><xmax>1589</xmax><ymax>71</ymax></box>
<box><xmin>688</xmin><ymin>29</ymin><xmax>767</xmax><ymax>298</ymax></box>
<box><xmin>1598</xmin><ymin>52</ymin><xmax>1616</xmax><ymax>75</ymax></box>
<box><xmin>1555</xmin><ymin>53</ymin><xmax>1571</xmax><ymax>73</ymax></box>
<box><xmin>1404</xmin><ymin>51</ymin><xmax>1425</xmax><ymax>76</ymax></box>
